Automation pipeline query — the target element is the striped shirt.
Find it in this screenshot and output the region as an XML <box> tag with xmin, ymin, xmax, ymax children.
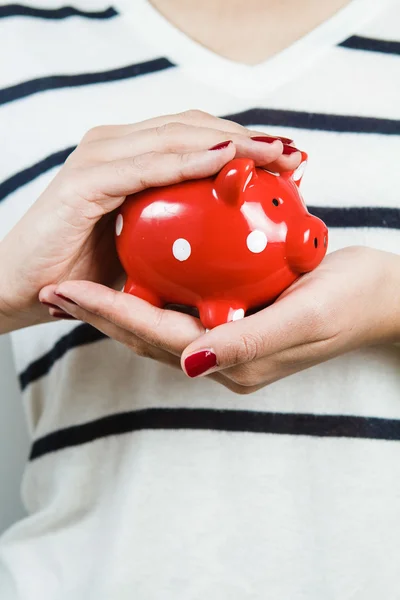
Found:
<box><xmin>0</xmin><ymin>0</ymin><xmax>399</xmax><ymax>597</ymax></box>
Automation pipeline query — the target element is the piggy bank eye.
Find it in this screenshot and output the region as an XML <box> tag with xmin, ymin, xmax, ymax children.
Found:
<box><xmin>272</xmin><ymin>198</ymin><xmax>283</xmax><ymax>207</ymax></box>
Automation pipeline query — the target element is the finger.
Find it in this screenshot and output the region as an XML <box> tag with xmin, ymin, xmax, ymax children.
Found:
<box><xmin>39</xmin><ymin>281</ymin><xmax>205</xmax><ymax>355</ymax></box>
<box><xmin>39</xmin><ymin>300</ymin><xmax>79</xmax><ymax>321</ymax></box>
<box><xmin>180</xmin><ymin>292</ymin><xmax>327</xmax><ymax>378</ymax></box>
<box><xmin>41</xmin><ymin>284</ymin><xmax>273</xmax><ymax>393</ymax></box>
<box><xmin>82</xmin><ymin>123</ymin><xmax>284</xmax><ymax>165</ymax></box>
<box><xmin>216</xmin><ymin>345</ymin><xmax>323</xmax><ymax>390</ymax></box>
<box><xmin>81</xmin><ymin>111</ymin><xmax>255</xmax><ymax>143</ymax></box>
<box><xmin>40</xmin><ymin>283</ymin><xmax>261</xmax><ymax>391</ymax></box>
<box><xmin>39</xmin><ymin>284</ymin><xmax>193</xmax><ymax>364</ymax></box>
<box><xmin>81</xmin><ymin>110</ymin><xmax>294</xmax><ymax>147</ymax></box>
<box><xmin>40</xmin><ymin>283</ymin><xmax>258</xmax><ymax>389</ymax></box>
<box><xmin>265</xmin><ymin>144</ymin><xmax>303</xmax><ymax>174</ymax></box>
<box><xmin>248</xmin><ymin>129</ymin><xmax>294</xmax><ymax>145</ymax></box>
<box><xmin>75</xmin><ymin>143</ymin><xmax>236</xmax><ymax>214</ymax></box>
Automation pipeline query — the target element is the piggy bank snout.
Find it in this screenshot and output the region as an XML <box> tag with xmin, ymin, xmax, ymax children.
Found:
<box><xmin>286</xmin><ymin>215</ymin><xmax>328</xmax><ymax>273</ymax></box>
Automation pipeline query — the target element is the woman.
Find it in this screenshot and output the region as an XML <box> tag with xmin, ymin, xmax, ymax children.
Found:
<box><xmin>0</xmin><ymin>0</ymin><xmax>399</xmax><ymax>597</ymax></box>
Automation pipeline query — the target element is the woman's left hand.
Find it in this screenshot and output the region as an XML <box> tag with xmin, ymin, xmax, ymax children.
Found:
<box><xmin>40</xmin><ymin>246</ymin><xmax>400</xmax><ymax>394</ymax></box>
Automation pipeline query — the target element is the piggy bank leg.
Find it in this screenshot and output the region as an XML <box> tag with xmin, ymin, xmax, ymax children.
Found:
<box><xmin>198</xmin><ymin>300</ymin><xmax>246</xmax><ymax>330</ymax></box>
<box><xmin>123</xmin><ymin>278</ymin><xmax>163</xmax><ymax>308</ymax></box>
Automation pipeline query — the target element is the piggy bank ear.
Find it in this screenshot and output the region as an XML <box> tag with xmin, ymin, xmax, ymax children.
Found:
<box><xmin>286</xmin><ymin>151</ymin><xmax>308</xmax><ymax>187</ymax></box>
<box><xmin>214</xmin><ymin>158</ymin><xmax>257</xmax><ymax>206</ymax></box>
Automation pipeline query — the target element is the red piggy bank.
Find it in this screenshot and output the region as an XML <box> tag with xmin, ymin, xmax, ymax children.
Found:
<box><xmin>115</xmin><ymin>157</ymin><xmax>328</xmax><ymax>329</ymax></box>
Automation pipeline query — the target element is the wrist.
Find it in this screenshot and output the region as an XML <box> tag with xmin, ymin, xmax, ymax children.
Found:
<box><xmin>0</xmin><ymin>294</ymin><xmax>50</xmax><ymax>334</ymax></box>
<box><xmin>0</xmin><ymin>244</ymin><xmax>16</xmax><ymax>332</ymax></box>
<box><xmin>0</xmin><ymin>243</ymin><xmax>49</xmax><ymax>334</ymax></box>
<box><xmin>0</xmin><ymin>275</ymin><xmax>26</xmax><ymax>334</ymax></box>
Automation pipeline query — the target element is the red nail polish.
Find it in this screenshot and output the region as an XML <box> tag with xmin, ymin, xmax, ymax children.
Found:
<box><xmin>250</xmin><ymin>136</ymin><xmax>280</xmax><ymax>144</ymax></box>
<box><xmin>54</xmin><ymin>292</ymin><xmax>77</xmax><ymax>305</ymax></box>
<box><xmin>282</xmin><ymin>145</ymin><xmax>300</xmax><ymax>155</ymax></box>
<box><xmin>251</xmin><ymin>136</ymin><xmax>294</xmax><ymax>144</ymax></box>
<box><xmin>184</xmin><ymin>350</ymin><xmax>217</xmax><ymax>378</ymax></box>
<box><xmin>52</xmin><ymin>311</ymin><xmax>77</xmax><ymax>320</ymax></box>
<box><xmin>208</xmin><ymin>141</ymin><xmax>232</xmax><ymax>151</ymax></box>
<box><xmin>276</xmin><ymin>136</ymin><xmax>294</xmax><ymax>144</ymax></box>
<box><xmin>41</xmin><ymin>301</ymin><xmax>62</xmax><ymax>310</ymax></box>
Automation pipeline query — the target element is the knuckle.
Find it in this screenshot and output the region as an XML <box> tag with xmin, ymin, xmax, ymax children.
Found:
<box><xmin>226</xmin><ymin>331</ymin><xmax>264</xmax><ymax>365</ymax></box>
<box><xmin>131</xmin><ymin>152</ymin><xmax>156</xmax><ymax>172</ymax></box>
<box><xmin>64</xmin><ymin>147</ymin><xmax>81</xmax><ymax>167</ymax></box>
<box><xmin>139</xmin><ymin>309</ymin><xmax>165</xmax><ymax>348</ymax></box>
<box><xmin>114</xmin><ymin>152</ymin><xmax>160</xmax><ymax>191</ymax></box>
<box><xmin>218</xmin><ymin>117</ymin><xmax>247</xmax><ymax>133</ymax></box>
<box><xmin>155</xmin><ymin>121</ymin><xmax>183</xmax><ymax>139</ymax></box>
<box><xmin>81</xmin><ymin>125</ymin><xmax>106</xmax><ymax>143</ymax></box>
<box><xmin>151</xmin><ymin>306</ymin><xmax>165</xmax><ymax>331</ymax></box>
<box><xmin>82</xmin><ymin>292</ymin><xmax>117</xmax><ymax>320</ymax></box>
<box><xmin>103</xmin><ymin>291</ymin><xmax>119</xmax><ymax>320</ymax></box>
<box><xmin>128</xmin><ymin>153</ymin><xmax>157</xmax><ymax>186</ymax></box>
<box><xmin>166</xmin><ymin>152</ymin><xmax>192</xmax><ymax>182</ymax></box>
<box><xmin>56</xmin><ymin>168</ymin><xmax>85</xmax><ymax>201</ymax></box>
<box><xmin>179</xmin><ymin>109</ymin><xmax>208</xmax><ymax>122</ymax></box>
<box><xmin>177</xmin><ymin>150</ymin><xmax>192</xmax><ymax>169</ymax></box>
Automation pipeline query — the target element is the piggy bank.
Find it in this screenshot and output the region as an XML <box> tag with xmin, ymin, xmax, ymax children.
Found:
<box><xmin>115</xmin><ymin>156</ymin><xmax>328</xmax><ymax>329</ymax></box>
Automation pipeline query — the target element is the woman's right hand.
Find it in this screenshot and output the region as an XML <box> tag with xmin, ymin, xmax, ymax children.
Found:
<box><xmin>0</xmin><ymin>110</ymin><xmax>302</xmax><ymax>333</ymax></box>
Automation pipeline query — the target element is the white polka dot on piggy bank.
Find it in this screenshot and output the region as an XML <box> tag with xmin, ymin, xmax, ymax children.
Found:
<box><xmin>172</xmin><ymin>238</ymin><xmax>191</xmax><ymax>262</ymax></box>
<box><xmin>115</xmin><ymin>158</ymin><xmax>328</xmax><ymax>330</ymax></box>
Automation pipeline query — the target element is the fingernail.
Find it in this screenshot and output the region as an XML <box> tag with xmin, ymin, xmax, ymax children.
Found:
<box><xmin>184</xmin><ymin>349</ymin><xmax>217</xmax><ymax>378</ymax></box>
<box><xmin>52</xmin><ymin>311</ymin><xmax>77</xmax><ymax>320</ymax></box>
<box><xmin>250</xmin><ymin>136</ymin><xmax>279</xmax><ymax>144</ymax></box>
<box><xmin>276</xmin><ymin>136</ymin><xmax>294</xmax><ymax>144</ymax></box>
<box><xmin>54</xmin><ymin>292</ymin><xmax>77</xmax><ymax>305</ymax></box>
<box><xmin>41</xmin><ymin>300</ymin><xmax>63</xmax><ymax>310</ymax></box>
<box><xmin>251</xmin><ymin>136</ymin><xmax>294</xmax><ymax>144</ymax></box>
<box><xmin>208</xmin><ymin>141</ymin><xmax>232</xmax><ymax>151</ymax></box>
<box><xmin>283</xmin><ymin>144</ymin><xmax>300</xmax><ymax>155</ymax></box>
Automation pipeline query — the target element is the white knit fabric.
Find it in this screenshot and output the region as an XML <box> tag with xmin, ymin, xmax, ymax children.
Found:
<box><xmin>0</xmin><ymin>1</ymin><xmax>399</xmax><ymax>598</ymax></box>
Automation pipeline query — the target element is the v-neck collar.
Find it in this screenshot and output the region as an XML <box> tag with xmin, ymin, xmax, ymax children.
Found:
<box><xmin>120</xmin><ymin>0</ymin><xmax>392</xmax><ymax>98</ymax></box>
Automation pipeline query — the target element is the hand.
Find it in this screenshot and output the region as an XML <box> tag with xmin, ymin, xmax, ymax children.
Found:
<box><xmin>0</xmin><ymin>110</ymin><xmax>302</xmax><ymax>333</ymax></box>
<box><xmin>39</xmin><ymin>247</ymin><xmax>400</xmax><ymax>394</ymax></box>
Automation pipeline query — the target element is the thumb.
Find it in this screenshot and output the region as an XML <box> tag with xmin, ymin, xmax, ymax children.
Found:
<box><xmin>181</xmin><ymin>297</ymin><xmax>317</xmax><ymax>378</ymax></box>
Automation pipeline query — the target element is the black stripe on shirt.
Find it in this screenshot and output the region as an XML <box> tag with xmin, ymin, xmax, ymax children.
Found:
<box><xmin>0</xmin><ymin>58</ymin><xmax>175</xmax><ymax>107</ymax></box>
<box><xmin>339</xmin><ymin>35</ymin><xmax>400</xmax><ymax>56</ymax></box>
<box><xmin>30</xmin><ymin>407</ymin><xmax>400</xmax><ymax>460</ymax></box>
<box><xmin>19</xmin><ymin>323</ymin><xmax>106</xmax><ymax>391</ymax></box>
<box><xmin>2</xmin><ymin>98</ymin><xmax>400</xmax><ymax>203</ymax></box>
<box><xmin>0</xmin><ymin>4</ymin><xmax>118</xmax><ymax>20</ymax></box>
<box><xmin>225</xmin><ymin>108</ymin><xmax>400</xmax><ymax>135</ymax></box>
<box><xmin>19</xmin><ymin>199</ymin><xmax>400</xmax><ymax>391</ymax></box>
<box><xmin>0</xmin><ymin>146</ymin><xmax>75</xmax><ymax>203</ymax></box>
<box><xmin>310</xmin><ymin>206</ymin><xmax>400</xmax><ymax>229</ymax></box>
<box><xmin>3</xmin><ymin>147</ymin><xmax>399</xmax><ymax>230</ymax></box>
<box><xmin>2</xmin><ymin>147</ymin><xmax>399</xmax><ymax>231</ymax></box>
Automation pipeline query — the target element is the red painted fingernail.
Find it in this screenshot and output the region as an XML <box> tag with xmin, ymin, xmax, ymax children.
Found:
<box><xmin>184</xmin><ymin>350</ymin><xmax>217</xmax><ymax>378</ymax></box>
<box><xmin>276</xmin><ymin>136</ymin><xmax>294</xmax><ymax>144</ymax></box>
<box><xmin>208</xmin><ymin>141</ymin><xmax>232</xmax><ymax>151</ymax></box>
<box><xmin>52</xmin><ymin>311</ymin><xmax>77</xmax><ymax>320</ymax></box>
<box><xmin>282</xmin><ymin>144</ymin><xmax>300</xmax><ymax>155</ymax></box>
<box><xmin>41</xmin><ymin>301</ymin><xmax>62</xmax><ymax>310</ymax></box>
<box><xmin>251</xmin><ymin>136</ymin><xmax>294</xmax><ymax>144</ymax></box>
<box><xmin>54</xmin><ymin>292</ymin><xmax>77</xmax><ymax>305</ymax></box>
